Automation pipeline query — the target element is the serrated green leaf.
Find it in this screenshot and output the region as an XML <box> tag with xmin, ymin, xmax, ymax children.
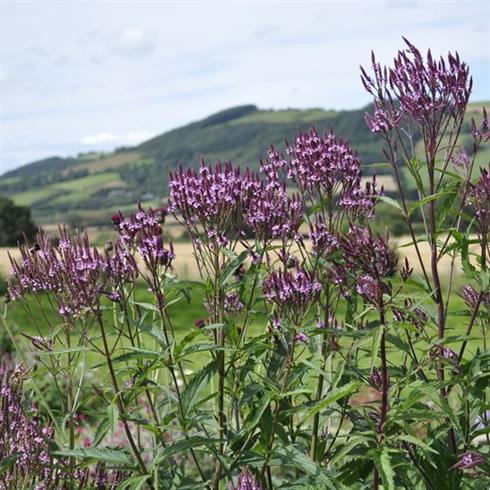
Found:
<box><xmin>54</xmin><ymin>447</ymin><xmax>131</xmax><ymax>465</ymax></box>
<box><xmin>395</xmin><ymin>434</ymin><xmax>437</xmax><ymax>454</ymax></box>
<box><xmin>370</xmin><ymin>447</ymin><xmax>395</xmax><ymax>490</ymax></box>
<box><xmin>272</xmin><ymin>445</ymin><xmax>339</xmax><ymax>489</ymax></box>
<box><xmin>181</xmin><ymin>360</ymin><xmax>218</xmax><ymax>418</ymax></box>
<box><xmin>302</xmin><ymin>381</ymin><xmax>360</xmax><ymax>420</ymax></box>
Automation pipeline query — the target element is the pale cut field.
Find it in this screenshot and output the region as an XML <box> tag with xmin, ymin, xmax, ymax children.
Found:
<box><xmin>0</xmin><ymin>235</ymin><xmax>480</xmax><ymax>280</ymax></box>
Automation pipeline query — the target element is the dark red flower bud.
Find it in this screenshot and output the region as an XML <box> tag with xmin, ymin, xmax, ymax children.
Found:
<box><xmin>195</xmin><ymin>319</ymin><xmax>205</xmax><ymax>329</ymax></box>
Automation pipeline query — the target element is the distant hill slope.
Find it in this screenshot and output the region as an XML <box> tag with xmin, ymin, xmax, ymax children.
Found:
<box><xmin>1</xmin><ymin>102</ymin><xmax>488</xmax><ymax>226</ymax></box>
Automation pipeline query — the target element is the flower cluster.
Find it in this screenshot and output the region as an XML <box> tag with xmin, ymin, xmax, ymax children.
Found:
<box><xmin>309</xmin><ymin>215</ymin><xmax>339</xmax><ymax>258</ymax></box>
<box><xmin>77</xmin><ymin>463</ymin><xmax>127</xmax><ymax>489</ymax></box>
<box><xmin>362</xmin><ymin>38</ymin><xmax>472</xmax><ymax>135</ymax></box>
<box><xmin>264</xmin><ymin>267</ymin><xmax>321</xmax><ymax>321</ymax></box>
<box><xmin>114</xmin><ymin>204</ymin><xmax>174</xmax><ymax>272</ymax></box>
<box><xmin>229</xmin><ymin>467</ymin><xmax>262</xmax><ymax>490</ymax></box>
<box><xmin>169</xmin><ymin>161</ymin><xmax>246</xmax><ymax>243</ymax></box>
<box><xmin>0</xmin><ymin>363</ymin><xmax>55</xmax><ymax>490</ymax></box>
<box><xmin>339</xmin><ymin>227</ymin><xmax>396</xmax><ymax>303</ymax></box>
<box><xmin>243</xmin><ymin>179</ymin><xmax>303</xmax><ymax>243</ymax></box>
<box><xmin>224</xmin><ymin>292</ymin><xmax>244</xmax><ymax>313</ymax></box>
<box><xmin>7</xmin><ymin>226</ymin><xmax>137</xmax><ymax>318</ymax></box>
<box><xmin>468</xmin><ymin>168</ymin><xmax>490</xmax><ymax>234</ymax></box>
<box><xmin>451</xmin><ymin>451</ymin><xmax>486</xmax><ymax>471</ymax></box>
<box><xmin>283</xmin><ymin>129</ymin><xmax>377</xmax><ymax>217</ymax></box>
<box><xmin>460</xmin><ymin>285</ymin><xmax>490</xmax><ymax>311</ymax></box>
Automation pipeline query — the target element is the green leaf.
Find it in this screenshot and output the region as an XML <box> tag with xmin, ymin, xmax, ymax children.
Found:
<box><xmin>119</xmin><ymin>475</ymin><xmax>151</xmax><ymax>490</ymax></box>
<box><xmin>239</xmin><ymin>393</ymin><xmax>272</xmax><ymax>438</ymax></box>
<box><xmin>133</xmin><ymin>302</ymin><xmax>160</xmax><ymax>312</ymax></box>
<box><xmin>272</xmin><ymin>445</ymin><xmax>339</xmax><ymax>489</ymax></box>
<box><xmin>408</xmin><ymin>191</ymin><xmax>454</xmax><ymax>216</ymax></box>
<box><xmin>92</xmin><ymin>418</ymin><xmax>110</xmax><ymax>447</ymax></box>
<box><xmin>0</xmin><ymin>454</ymin><xmax>19</xmax><ymax>474</ymax></box>
<box><xmin>370</xmin><ymin>447</ymin><xmax>395</xmax><ymax>490</ymax></box>
<box><xmin>135</xmin><ymin>323</ymin><xmax>169</xmax><ymax>349</ymax></box>
<box><xmin>181</xmin><ymin>361</ymin><xmax>218</xmax><ymax>417</ymax></box>
<box><xmin>395</xmin><ymin>434</ymin><xmax>437</xmax><ymax>454</ymax></box>
<box><xmin>378</xmin><ymin>195</ymin><xmax>405</xmax><ymax>215</ymax></box>
<box><xmin>108</xmin><ymin>404</ymin><xmax>119</xmax><ymax>436</ymax></box>
<box><xmin>220</xmin><ymin>250</ymin><xmax>249</xmax><ymax>287</ymax></box>
<box><xmin>54</xmin><ymin>447</ymin><xmax>131</xmax><ymax>465</ymax></box>
<box><xmin>302</xmin><ymin>381</ymin><xmax>361</xmax><ymax>420</ymax></box>
<box><xmin>153</xmin><ymin>436</ymin><xmax>218</xmax><ymax>466</ymax></box>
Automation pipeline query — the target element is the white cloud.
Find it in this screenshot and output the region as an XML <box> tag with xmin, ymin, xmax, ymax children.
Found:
<box><xmin>114</xmin><ymin>27</ymin><xmax>155</xmax><ymax>59</ymax></box>
<box><xmin>81</xmin><ymin>130</ymin><xmax>155</xmax><ymax>146</ymax></box>
<box><xmin>81</xmin><ymin>132</ymin><xmax>119</xmax><ymax>145</ymax></box>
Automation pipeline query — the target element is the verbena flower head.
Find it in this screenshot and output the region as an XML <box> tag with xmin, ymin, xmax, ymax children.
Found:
<box><xmin>8</xmin><ymin>223</ymin><xmax>137</xmax><ymax>318</ymax></box>
<box><xmin>264</xmin><ymin>267</ymin><xmax>321</xmax><ymax>322</ymax></box>
<box><xmin>309</xmin><ymin>215</ymin><xmax>340</xmax><ymax>257</ymax></box>
<box><xmin>229</xmin><ymin>467</ymin><xmax>262</xmax><ymax>490</ymax></box>
<box><xmin>362</xmin><ymin>38</ymin><xmax>472</xmax><ymax>142</ymax></box>
<box><xmin>339</xmin><ymin>226</ymin><xmax>396</xmax><ymax>304</ymax></box>
<box><xmin>284</xmin><ymin>128</ymin><xmax>379</xmax><ymax>219</ymax></box>
<box><xmin>468</xmin><ymin>168</ymin><xmax>490</xmax><ymax>233</ymax></box>
<box><xmin>451</xmin><ymin>451</ymin><xmax>486</xmax><ymax>471</ymax></box>
<box><xmin>243</xmin><ymin>179</ymin><xmax>303</xmax><ymax>243</ymax></box>
<box><xmin>115</xmin><ymin>204</ymin><xmax>174</xmax><ymax>271</ymax></box>
<box><xmin>0</xmin><ymin>363</ymin><xmax>55</xmax><ymax>489</ymax></box>
<box><xmin>169</xmin><ymin>160</ymin><xmax>245</xmax><ymax>243</ymax></box>
<box><xmin>361</xmin><ymin>39</ymin><xmax>472</xmax><ymax>128</ymax></box>
<box><xmin>224</xmin><ymin>292</ymin><xmax>244</xmax><ymax>313</ymax></box>
<box><xmin>7</xmin><ymin>226</ymin><xmax>138</xmax><ymax>319</ymax></box>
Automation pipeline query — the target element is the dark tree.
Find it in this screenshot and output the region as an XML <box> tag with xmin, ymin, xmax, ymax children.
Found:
<box><xmin>0</xmin><ymin>196</ymin><xmax>37</xmax><ymax>246</ymax></box>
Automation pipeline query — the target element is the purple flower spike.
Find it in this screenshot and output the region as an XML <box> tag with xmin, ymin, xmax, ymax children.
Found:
<box><xmin>468</xmin><ymin>168</ymin><xmax>490</xmax><ymax>234</ymax></box>
<box><xmin>169</xmin><ymin>160</ymin><xmax>245</xmax><ymax>243</ymax></box>
<box><xmin>284</xmin><ymin>127</ymin><xmax>379</xmax><ymax>219</ymax></box>
<box><xmin>264</xmin><ymin>267</ymin><xmax>321</xmax><ymax>322</ymax></box>
<box><xmin>229</xmin><ymin>467</ymin><xmax>262</xmax><ymax>490</ymax></box>
<box><xmin>244</xmin><ymin>180</ymin><xmax>303</xmax><ymax>243</ymax></box>
<box><xmin>7</xmin><ymin>226</ymin><xmax>137</xmax><ymax>318</ymax></box>
<box><xmin>362</xmin><ymin>39</ymin><xmax>472</xmax><ymax>143</ymax></box>
<box><xmin>451</xmin><ymin>451</ymin><xmax>486</xmax><ymax>470</ymax></box>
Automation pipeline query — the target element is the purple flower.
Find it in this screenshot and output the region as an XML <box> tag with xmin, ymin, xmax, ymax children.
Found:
<box><xmin>451</xmin><ymin>451</ymin><xmax>486</xmax><ymax>470</ymax></box>
<box><xmin>468</xmin><ymin>168</ymin><xmax>490</xmax><ymax>234</ymax></box>
<box><xmin>169</xmin><ymin>160</ymin><xmax>245</xmax><ymax>243</ymax></box>
<box><xmin>224</xmin><ymin>292</ymin><xmax>244</xmax><ymax>313</ymax></box>
<box><xmin>243</xmin><ymin>180</ymin><xmax>303</xmax><ymax>243</ymax></box>
<box><xmin>7</xmin><ymin>226</ymin><xmax>138</xmax><ymax>319</ymax></box>
<box><xmin>362</xmin><ymin>38</ymin><xmax>471</xmax><ymax>131</ymax></box>
<box><xmin>430</xmin><ymin>345</ymin><xmax>458</xmax><ymax>363</ymax></box>
<box><xmin>451</xmin><ymin>149</ymin><xmax>471</xmax><ymax>170</ymax></box>
<box><xmin>0</xmin><ymin>363</ymin><xmax>56</xmax><ymax>489</ymax></box>
<box><xmin>338</xmin><ymin>226</ymin><xmax>396</xmax><ymax>304</ymax></box>
<box><xmin>294</xmin><ymin>332</ymin><xmax>309</xmax><ymax>344</ymax></box>
<box><xmin>229</xmin><ymin>467</ymin><xmax>262</xmax><ymax>490</ymax></box>
<box><xmin>195</xmin><ymin>319</ymin><xmax>206</xmax><ymax>329</ymax></box>
<box><xmin>264</xmin><ymin>267</ymin><xmax>321</xmax><ymax>323</ymax></box>
<box><xmin>309</xmin><ymin>215</ymin><xmax>339</xmax><ymax>257</ymax></box>
<box><xmin>115</xmin><ymin>204</ymin><xmax>175</xmax><ymax>271</ymax></box>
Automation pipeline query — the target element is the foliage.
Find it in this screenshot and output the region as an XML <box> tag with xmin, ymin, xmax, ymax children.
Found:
<box><xmin>0</xmin><ymin>196</ymin><xmax>37</xmax><ymax>246</ymax></box>
<box><xmin>1</xmin><ymin>40</ymin><xmax>489</xmax><ymax>490</ymax></box>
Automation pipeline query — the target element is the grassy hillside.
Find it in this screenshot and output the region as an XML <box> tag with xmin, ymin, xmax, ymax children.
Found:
<box><xmin>0</xmin><ymin>102</ymin><xmax>488</xmax><ymax>227</ymax></box>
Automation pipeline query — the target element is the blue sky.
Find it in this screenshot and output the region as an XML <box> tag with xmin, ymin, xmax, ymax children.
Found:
<box><xmin>1</xmin><ymin>0</ymin><xmax>489</xmax><ymax>173</ymax></box>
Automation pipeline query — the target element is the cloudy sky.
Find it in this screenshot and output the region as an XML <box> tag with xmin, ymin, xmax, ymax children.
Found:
<box><xmin>1</xmin><ymin>0</ymin><xmax>489</xmax><ymax>173</ymax></box>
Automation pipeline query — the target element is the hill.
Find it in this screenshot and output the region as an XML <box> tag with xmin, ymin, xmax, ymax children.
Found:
<box><xmin>0</xmin><ymin>102</ymin><xmax>488</xmax><ymax>227</ymax></box>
